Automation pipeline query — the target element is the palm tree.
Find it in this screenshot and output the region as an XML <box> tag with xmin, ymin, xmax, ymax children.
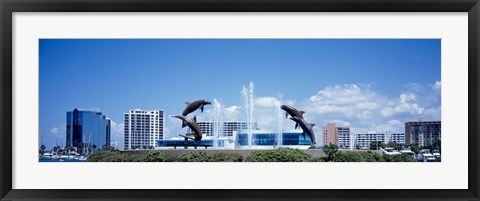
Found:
<box><xmin>53</xmin><ymin>146</ymin><xmax>61</xmax><ymax>155</ymax></box>
<box><xmin>40</xmin><ymin>144</ymin><xmax>46</xmax><ymax>155</ymax></box>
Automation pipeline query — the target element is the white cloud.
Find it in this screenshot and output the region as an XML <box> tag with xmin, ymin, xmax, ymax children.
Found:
<box><xmin>255</xmin><ymin>97</ymin><xmax>280</xmax><ymax>108</ymax></box>
<box><xmin>406</xmin><ymin>83</ymin><xmax>425</xmax><ymax>92</ymax></box>
<box><xmin>325</xmin><ymin>120</ymin><xmax>351</xmax><ymax>127</ymax></box>
<box><xmin>308</xmin><ymin>84</ymin><xmax>375</xmax><ymax>105</ymax></box>
<box><xmin>43</xmin><ymin>124</ymin><xmax>66</xmax><ymax>148</ymax></box>
<box><xmin>223</xmin><ymin>105</ymin><xmax>241</xmax><ymax>121</ymax></box>
<box><xmin>110</xmin><ymin>120</ymin><xmax>124</xmax><ymax>137</ymax></box>
<box><xmin>49</xmin><ymin>124</ymin><xmax>66</xmax><ymax>137</ymax></box>
<box><xmin>106</xmin><ymin>120</ymin><xmax>125</xmax><ymax>149</ymax></box>
<box><xmin>381</xmin><ymin>93</ymin><xmax>425</xmax><ymax>117</ymax></box>
<box><xmin>50</xmin><ymin>127</ymin><xmax>60</xmax><ymax>135</ymax></box>
<box><xmin>400</xmin><ymin>92</ymin><xmax>416</xmax><ymax>103</ymax></box>
<box><xmin>423</xmin><ymin>105</ymin><xmax>441</xmax><ymax>120</ymax></box>
<box><xmin>433</xmin><ymin>81</ymin><xmax>441</xmax><ymax>91</ymax></box>
<box><xmin>165</xmin><ymin>115</ymin><xmax>185</xmax><ymax>139</ymax></box>
<box><xmin>302</xmin><ymin>83</ymin><xmax>440</xmax><ymax>134</ymax></box>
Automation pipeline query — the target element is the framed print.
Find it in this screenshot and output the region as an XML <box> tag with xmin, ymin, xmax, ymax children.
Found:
<box><xmin>1</xmin><ymin>0</ymin><xmax>479</xmax><ymax>201</ymax></box>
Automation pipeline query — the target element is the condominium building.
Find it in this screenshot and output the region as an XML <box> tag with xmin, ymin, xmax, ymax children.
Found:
<box><xmin>188</xmin><ymin>121</ymin><xmax>258</xmax><ymax>137</ymax></box>
<box><xmin>66</xmin><ymin>108</ymin><xmax>111</xmax><ymax>150</ymax></box>
<box><xmin>405</xmin><ymin>120</ymin><xmax>441</xmax><ymax>146</ymax></box>
<box><xmin>322</xmin><ymin>123</ymin><xmax>338</xmax><ymax>145</ymax></box>
<box><xmin>386</xmin><ymin>133</ymin><xmax>406</xmax><ymax>144</ymax></box>
<box><xmin>337</xmin><ymin>127</ymin><xmax>353</xmax><ymax>149</ymax></box>
<box><xmin>355</xmin><ymin>133</ymin><xmax>386</xmax><ymax>149</ymax></box>
<box><xmin>124</xmin><ymin>109</ymin><xmax>165</xmax><ymax>150</ymax></box>
<box><xmin>355</xmin><ymin>133</ymin><xmax>406</xmax><ymax>149</ymax></box>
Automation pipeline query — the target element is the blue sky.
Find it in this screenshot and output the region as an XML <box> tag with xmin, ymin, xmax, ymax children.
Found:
<box><xmin>40</xmin><ymin>39</ymin><xmax>441</xmax><ymax>149</ymax></box>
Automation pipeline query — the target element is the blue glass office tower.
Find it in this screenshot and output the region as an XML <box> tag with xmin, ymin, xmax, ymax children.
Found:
<box><xmin>66</xmin><ymin>108</ymin><xmax>111</xmax><ymax>150</ymax></box>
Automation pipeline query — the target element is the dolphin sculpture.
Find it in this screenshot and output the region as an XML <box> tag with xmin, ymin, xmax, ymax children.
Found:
<box><xmin>173</xmin><ymin>115</ymin><xmax>203</xmax><ymax>141</ymax></box>
<box><xmin>181</xmin><ymin>100</ymin><xmax>211</xmax><ymax>128</ymax></box>
<box><xmin>290</xmin><ymin>116</ymin><xmax>317</xmax><ymax>149</ymax></box>
<box><xmin>281</xmin><ymin>105</ymin><xmax>305</xmax><ymax>129</ymax></box>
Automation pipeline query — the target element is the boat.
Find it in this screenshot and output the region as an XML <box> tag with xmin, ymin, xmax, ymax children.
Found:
<box><xmin>77</xmin><ymin>155</ymin><xmax>88</xmax><ymax>161</ymax></box>
<box><xmin>417</xmin><ymin>149</ymin><xmax>437</xmax><ymax>162</ymax></box>
<box><xmin>380</xmin><ymin>147</ymin><xmax>401</xmax><ymax>155</ymax></box>
<box><xmin>41</xmin><ymin>152</ymin><xmax>54</xmax><ymax>159</ymax></box>
<box><xmin>399</xmin><ymin>149</ymin><xmax>416</xmax><ymax>158</ymax></box>
<box><xmin>432</xmin><ymin>150</ymin><xmax>441</xmax><ymax>162</ymax></box>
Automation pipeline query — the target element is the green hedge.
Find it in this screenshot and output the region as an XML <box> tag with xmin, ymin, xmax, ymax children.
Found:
<box><xmin>87</xmin><ymin>149</ymin><xmax>417</xmax><ymax>162</ymax></box>
<box><xmin>245</xmin><ymin>148</ymin><xmax>314</xmax><ymax>162</ymax></box>
<box><xmin>175</xmin><ymin>152</ymin><xmax>243</xmax><ymax>162</ymax></box>
<box><xmin>142</xmin><ymin>151</ymin><xmax>172</xmax><ymax>162</ymax></box>
<box><xmin>331</xmin><ymin>151</ymin><xmax>415</xmax><ymax>162</ymax></box>
<box><xmin>333</xmin><ymin>151</ymin><xmax>366</xmax><ymax>162</ymax></box>
<box><xmin>87</xmin><ymin>150</ymin><xmax>142</xmax><ymax>162</ymax></box>
<box><xmin>87</xmin><ymin>151</ymin><xmax>243</xmax><ymax>162</ymax></box>
<box><xmin>382</xmin><ymin>153</ymin><xmax>417</xmax><ymax>162</ymax></box>
<box><xmin>209</xmin><ymin>153</ymin><xmax>243</xmax><ymax>162</ymax></box>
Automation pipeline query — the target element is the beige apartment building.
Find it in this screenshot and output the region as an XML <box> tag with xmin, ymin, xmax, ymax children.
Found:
<box><xmin>322</xmin><ymin>123</ymin><xmax>338</xmax><ymax>145</ymax></box>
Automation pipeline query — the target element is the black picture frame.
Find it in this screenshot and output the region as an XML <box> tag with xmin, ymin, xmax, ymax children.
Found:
<box><xmin>1</xmin><ymin>0</ymin><xmax>479</xmax><ymax>201</ymax></box>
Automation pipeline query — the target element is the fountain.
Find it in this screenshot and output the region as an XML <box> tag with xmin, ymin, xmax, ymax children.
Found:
<box><xmin>212</xmin><ymin>99</ymin><xmax>224</xmax><ymax>149</ymax></box>
<box><xmin>241</xmin><ymin>82</ymin><xmax>255</xmax><ymax>148</ymax></box>
<box><xmin>274</xmin><ymin>100</ymin><xmax>283</xmax><ymax>148</ymax></box>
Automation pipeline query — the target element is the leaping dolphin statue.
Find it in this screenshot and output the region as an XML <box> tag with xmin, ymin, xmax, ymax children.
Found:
<box><xmin>281</xmin><ymin>105</ymin><xmax>305</xmax><ymax>129</ymax></box>
<box><xmin>181</xmin><ymin>100</ymin><xmax>211</xmax><ymax>128</ymax></box>
<box><xmin>173</xmin><ymin>115</ymin><xmax>203</xmax><ymax>141</ymax></box>
<box><xmin>290</xmin><ymin>116</ymin><xmax>317</xmax><ymax>149</ymax></box>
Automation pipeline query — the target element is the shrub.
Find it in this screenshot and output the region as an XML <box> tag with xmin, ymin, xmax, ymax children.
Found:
<box><xmin>88</xmin><ymin>150</ymin><xmax>118</xmax><ymax>162</ymax></box>
<box><xmin>333</xmin><ymin>152</ymin><xmax>364</xmax><ymax>162</ymax></box>
<box><xmin>361</xmin><ymin>151</ymin><xmax>385</xmax><ymax>162</ymax></box>
<box><xmin>311</xmin><ymin>157</ymin><xmax>325</xmax><ymax>162</ymax></box>
<box><xmin>245</xmin><ymin>148</ymin><xmax>313</xmax><ymax>162</ymax></box>
<box><xmin>317</xmin><ymin>149</ymin><xmax>419</xmax><ymax>162</ymax></box>
<box><xmin>143</xmin><ymin>151</ymin><xmax>171</xmax><ymax>162</ymax></box>
<box><xmin>174</xmin><ymin>152</ymin><xmax>243</xmax><ymax>162</ymax></box>
<box><xmin>209</xmin><ymin>153</ymin><xmax>243</xmax><ymax>162</ymax></box>
<box><xmin>87</xmin><ymin>149</ymin><xmax>417</xmax><ymax>162</ymax></box>
<box><xmin>88</xmin><ymin>150</ymin><xmax>143</xmax><ymax>162</ymax></box>
<box><xmin>382</xmin><ymin>153</ymin><xmax>417</xmax><ymax>162</ymax></box>
<box><xmin>330</xmin><ymin>151</ymin><xmax>417</xmax><ymax>162</ymax></box>
<box><xmin>118</xmin><ymin>153</ymin><xmax>143</xmax><ymax>162</ymax></box>
<box><xmin>176</xmin><ymin>152</ymin><xmax>211</xmax><ymax>162</ymax></box>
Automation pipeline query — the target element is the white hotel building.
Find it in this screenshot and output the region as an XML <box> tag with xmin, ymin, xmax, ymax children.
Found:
<box><xmin>124</xmin><ymin>109</ymin><xmax>165</xmax><ymax>150</ymax></box>
<box><xmin>355</xmin><ymin>133</ymin><xmax>405</xmax><ymax>149</ymax></box>
<box><xmin>337</xmin><ymin>127</ymin><xmax>354</xmax><ymax>149</ymax></box>
<box><xmin>188</xmin><ymin>121</ymin><xmax>258</xmax><ymax>137</ymax></box>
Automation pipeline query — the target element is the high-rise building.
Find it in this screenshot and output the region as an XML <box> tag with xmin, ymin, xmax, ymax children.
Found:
<box><xmin>355</xmin><ymin>133</ymin><xmax>406</xmax><ymax>149</ymax></box>
<box><xmin>405</xmin><ymin>120</ymin><xmax>441</xmax><ymax>146</ymax></box>
<box><xmin>337</xmin><ymin>127</ymin><xmax>352</xmax><ymax>148</ymax></box>
<box><xmin>66</xmin><ymin>108</ymin><xmax>111</xmax><ymax>150</ymax></box>
<box><xmin>188</xmin><ymin>121</ymin><xmax>258</xmax><ymax>137</ymax></box>
<box><xmin>124</xmin><ymin>109</ymin><xmax>164</xmax><ymax>150</ymax></box>
<box><xmin>355</xmin><ymin>133</ymin><xmax>386</xmax><ymax>149</ymax></box>
<box><xmin>386</xmin><ymin>133</ymin><xmax>406</xmax><ymax>144</ymax></box>
<box><xmin>322</xmin><ymin>123</ymin><xmax>338</xmax><ymax>145</ymax></box>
